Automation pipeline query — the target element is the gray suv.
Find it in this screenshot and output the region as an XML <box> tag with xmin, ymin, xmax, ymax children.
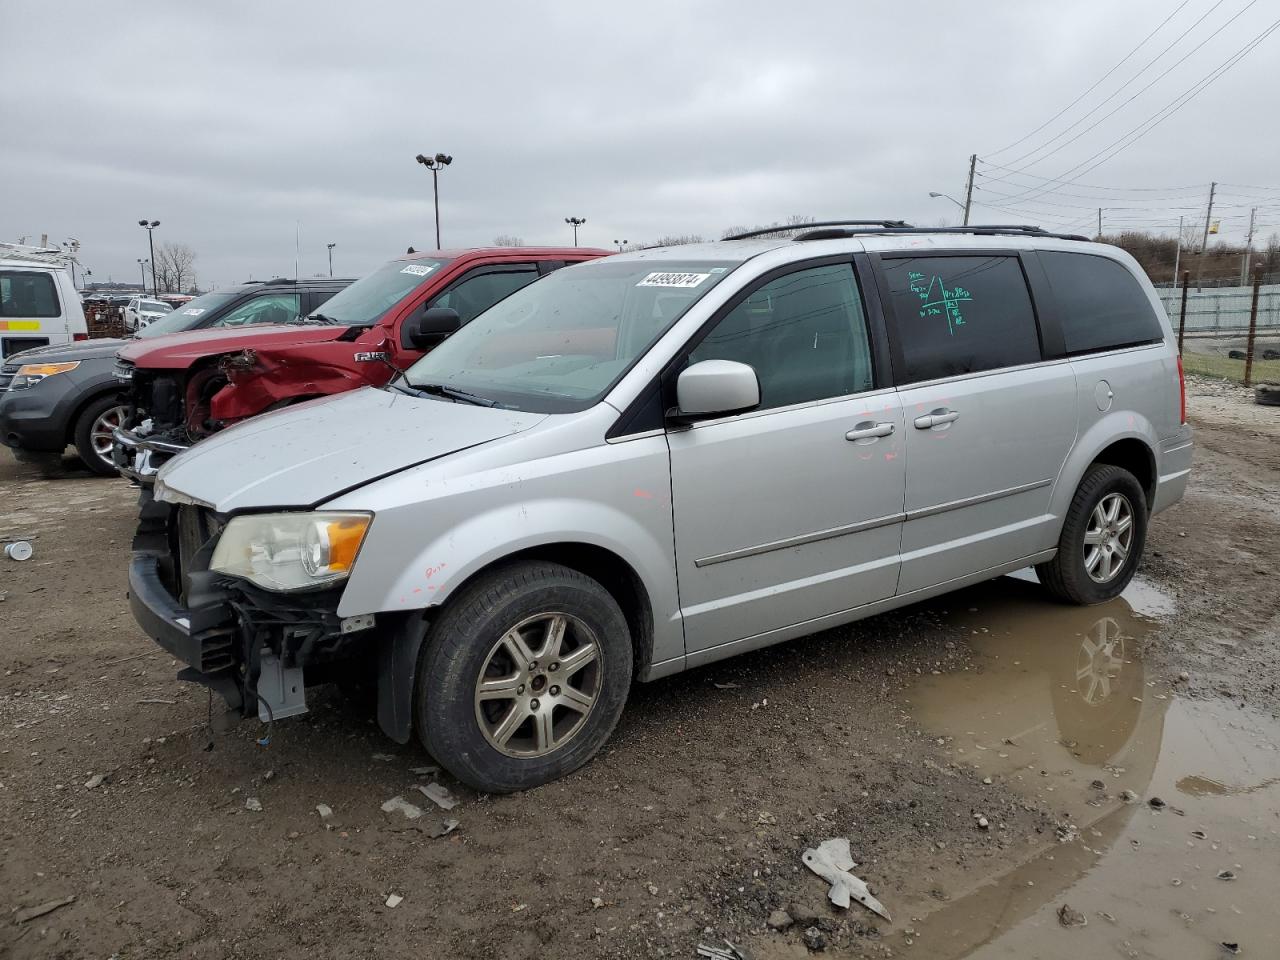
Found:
<box><xmin>128</xmin><ymin>223</ymin><xmax>1192</xmax><ymax>792</ymax></box>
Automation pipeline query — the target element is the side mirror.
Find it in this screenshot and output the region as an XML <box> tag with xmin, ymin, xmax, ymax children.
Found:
<box><xmin>675</xmin><ymin>359</ymin><xmax>759</xmax><ymax>420</ymax></box>
<box><xmin>403</xmin><ymin>306</ymin><xmax>460</xmax><ymax>350</ymax></box>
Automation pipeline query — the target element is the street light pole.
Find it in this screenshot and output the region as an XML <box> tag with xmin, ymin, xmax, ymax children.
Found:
<box><xmin>137</xmin><ymin>258</ymin><xmax>148</xmax><ymax>292</ymax></box>
<box><xmin>928</xmin><ymin>191</ymin><xmax>966</xmax><ymax>221</ymax></box>
<box><xmin>565</xmin><ymin>217</ymin><xmax>586</xmax><ymax>246</ymax></box>
<box><xmin>138</xmin><ymin>219</ymin><xmax>159</xmax><ymax>295</ymax></box>
<box><xmin>614</xmin><ymin>240</ymin><xmax>628</xmax><ymax>252</ymax></box>
<box><xmin>327</xmin><ymin>242</ymin><xmax>336</xmax><ymax>278</ymax></box>
<box><xmin>415</xmin><ymin>153</ymin><xmax>453</xmax><ymax>249</ymax></box>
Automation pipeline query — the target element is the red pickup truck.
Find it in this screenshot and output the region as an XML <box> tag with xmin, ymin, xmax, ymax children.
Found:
<box><xmin>112</xmin><ymin>247</ymin><xmax>606</xmax><ymax>481</ymax></box>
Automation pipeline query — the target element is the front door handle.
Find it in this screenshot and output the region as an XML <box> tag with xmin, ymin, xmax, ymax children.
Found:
<box><xmin>914</xmin><ymin>408</ymin><xmax>960</xmax><ymax>430</ymax></box>
<box><xmin>845</xmin><ymin>421</ymin><xmax>896</xmax><ymax>441</ymax></box>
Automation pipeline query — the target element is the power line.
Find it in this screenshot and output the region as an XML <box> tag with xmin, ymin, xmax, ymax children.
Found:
<box><xmin>975</xmin><ymin>159</ymin><xmax>1207</xmax><ymax>193</ymax></box>
<box><xmin>995</xmin><ymin>14</ymin><xmax>1280</xmax><ymax>204</ymax></box>
<box><xmin>987</xmin><ymin>0</ymin><xmax>1194</xmax><ymax>157</ymax></box>
<box><xmin>998</xmin><ymin>0</ymin><xmax>1256</xmax><ymax>174</ymax></box>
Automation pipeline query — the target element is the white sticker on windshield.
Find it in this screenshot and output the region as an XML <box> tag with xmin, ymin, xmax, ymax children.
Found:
<box><xmin>181</xmin><ymin>308</ymin><xmax>205</xmax><ymax>316</ymax></box>
<box><xmin>636</xmin><ymin>272</ymin><xmax>710</xmax><ymax>288</ymax></box>
<box><xmin>401</xmin><ymin>264</ymin><xmax>436</xmax><ymax>277</ymax></box>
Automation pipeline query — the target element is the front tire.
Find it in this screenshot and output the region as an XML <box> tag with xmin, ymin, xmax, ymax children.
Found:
<box><xmin>72</xmin><ymin>395</ymin><xmax>127</xmax><ymax>477</ymax></box>
<box><xmin>1037</xmin><ymin>464</ymin><xmax>1148</xmax><ymax>605</ymax></box>
<box><xmin>416</xmin><ymin>561</ymin><xmax>632</xmax><ymax>792</ymax></box>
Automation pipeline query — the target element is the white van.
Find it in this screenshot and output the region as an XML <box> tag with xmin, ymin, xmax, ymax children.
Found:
<box><xmin>0</xmin><ymin>243</ymin><xmax>89</xmax><ymax>363</ymax></box>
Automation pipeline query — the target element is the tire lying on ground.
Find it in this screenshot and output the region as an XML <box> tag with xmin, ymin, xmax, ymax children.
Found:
<box><xmin>1255</xmin><ymin>382</ymin><xmax>1280</xmax><ymax>407</ymax></box>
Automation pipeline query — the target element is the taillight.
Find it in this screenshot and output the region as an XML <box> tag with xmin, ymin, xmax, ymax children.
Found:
<box><xmin>74</xmin><ymin>333</ymin><xmax>89</xmax><ymax>342</ymax></box>
<box><xmin>1176</xmin><ymin>354</ymin><xmax>1186</xmax><ymax>424</ymax></box>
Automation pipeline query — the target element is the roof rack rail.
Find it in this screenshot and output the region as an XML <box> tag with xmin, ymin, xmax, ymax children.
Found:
<box><xmin>791</xmin><ymin>224</ymin><xmax>1092</xmax><ymax>243</ymax></box>
<box><xmin>722</xmin><ymin>220</ymin><xmax>911</xmax><ymax>241</ymax></box>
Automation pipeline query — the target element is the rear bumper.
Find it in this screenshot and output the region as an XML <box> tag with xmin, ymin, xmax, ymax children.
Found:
<box><xmin>1153</xmin><ymin>424</ymin><xmax>1193</xmax><ymax>516</ymax></box>
<box><xmin>113</xmin><ymin>426</ymin><xmax>189</xmax><ymax>485</ymax></box>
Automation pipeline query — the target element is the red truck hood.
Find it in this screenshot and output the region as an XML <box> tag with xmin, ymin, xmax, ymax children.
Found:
<box><xmin>116</xmin><ymin>324</ymin><xmax>351</xmax><ymax>370</ymax></box>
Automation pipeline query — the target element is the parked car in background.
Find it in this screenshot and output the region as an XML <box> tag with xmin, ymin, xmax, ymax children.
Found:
<box><xmin>129</xmin><ymin>224</ymin><xmax>1192</xmax><ymax>792</ymax></box>
<box><xmin>112</xmin><ymin>247</ymin><xmax>606</xmax><ymax>483</ymax></box>
<box><xmin>0</xmin><ymin>277</ymin><xmax>352</xmax><ymax>475</ymax></box>
<box><xmin>0</xmin><ymin>242</ymin><xmax>88</xmax><ymax>362</ymax></box>
<box><xmin>123</xmin><ymin>297</ymin><xmax>174</xmax><ymax>331</ymax></box>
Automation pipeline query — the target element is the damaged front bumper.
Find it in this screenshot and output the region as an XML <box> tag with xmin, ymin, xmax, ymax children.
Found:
<box><xmin>112</xmin><ymin>423</ymin><xmax>190</xmax><ymax>485</ymax></box>
<box><xmin>127</xmin><ymin>495</ymin><xmax>376</xmax><ymax>723</ymax></box>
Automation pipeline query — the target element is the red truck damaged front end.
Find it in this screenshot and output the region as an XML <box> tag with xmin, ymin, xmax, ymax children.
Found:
<box><xmin>112</xmin><ymin>247</ymin><xmax>605</xmax><ymax>482</ymax></box>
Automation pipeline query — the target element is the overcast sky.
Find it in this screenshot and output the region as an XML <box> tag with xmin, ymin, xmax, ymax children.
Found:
<box><xmin>4</xmin><ymin>0</ymin><xmax>1277</xmax><ymax>289</ymax></box>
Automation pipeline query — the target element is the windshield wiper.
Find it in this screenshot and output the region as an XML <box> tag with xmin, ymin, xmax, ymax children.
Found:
<box><xmin>307</xmin><ymin>313</ymin><xmax>340</xmax><ymax>325</ymax></box>
<box><xmin>410</xmin><ymin>382</ymin><xmax>499</xmax><ymax>407</ymax></box>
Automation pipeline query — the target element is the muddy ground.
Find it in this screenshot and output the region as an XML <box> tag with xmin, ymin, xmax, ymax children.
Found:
<box><xmin>1</xmin><ymin>374</ymin><xmax>1277</xmax><ymax>960</ymax></box>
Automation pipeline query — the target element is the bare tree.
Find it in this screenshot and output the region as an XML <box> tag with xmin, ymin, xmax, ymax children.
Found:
<box><xmin>644</xmin><ymin>234</ymin><xmax>704</xmax><ymax>248</ymax></box>
<box><xmin>153</xmin><ymin>242</ymin><xmax>198</xmax><ymax>293</ymax></box>
<box><xmin>721</xmin><ymin>215</ymin><xmax>815</xmax><ymax>240</ymax></box>
<box><xmin>492</xmin><ymin>234</ymin><xmax>524</xmax><ymax>247</ymax></box>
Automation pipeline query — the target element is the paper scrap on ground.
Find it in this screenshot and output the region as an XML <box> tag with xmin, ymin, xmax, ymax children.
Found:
<box><xmin>802</xmin><ymin>838</ymin><xmax>891</xmax><ymax>921</ymax></box>
<box><xmin>416</xmin><ymin>782</ymin><xmax>458</xmax><ymax>810</ymax></box>
<box><xmin>381</xmin><ymin>796</ymin><xmax>424</xmax><ymax>819</ymax></box>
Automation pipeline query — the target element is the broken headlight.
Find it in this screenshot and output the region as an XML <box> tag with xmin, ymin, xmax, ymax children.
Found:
<box><xmin>209</xmin><ymin>512</ymin><xmax>372</xmax><ymax>592</ymax></box>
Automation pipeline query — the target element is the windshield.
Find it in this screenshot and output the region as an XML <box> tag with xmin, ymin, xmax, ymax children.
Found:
<box><xmin>307</xmin><ymin>258</ymin><xmax>448</xmax><ymax>326</ymax></box>
<box><xmin>404</xmin><ymin>258</ymin><xmax>740</xmax><ymax>413</ymax></box>
<box><xmin>136</xmin><ymin>291</ymin><xmax>236</xmax><ymax>338</ymax></box>
<box><xmin>141</xmin><ymin>300</ymin><xmax>172</xmax><ymax>313</ymax></box>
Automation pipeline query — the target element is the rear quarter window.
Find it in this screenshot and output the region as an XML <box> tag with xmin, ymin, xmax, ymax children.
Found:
<box><xmin>1040</xmin><ymin>251</ymin><xmax>1163</xmax><ymax>354</ymax></box>
<box><xmin>882</xmin><ymin>255</ymin><xmax>1041</xmax><ymax>384</ymax></box>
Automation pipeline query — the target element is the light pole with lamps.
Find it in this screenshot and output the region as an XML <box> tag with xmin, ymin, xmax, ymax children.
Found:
<box><xmin>137</xmin><ymin>258</ymin><xmax>149</xmax><ymax>293</ymax></box>
<box><xmin>928</xmin><ymin>192</ymin><xmax>968</xmax><ymax>224</ymax></box>
<box><xmin>327</xmin><ymin>242</ymin><xmax>336</xmax><ymax>277</ymax></box>
<box><xmin>415</xmin><ymin>153</ymin><xmax>453</xmax><ymax>249</ymax></box>
<box><xmin>138</xmin><ymin>219</ymin><xmax>160</xmax><ymax>294</ymax></box>
<box><xmin>614</xmin><ymin>239</ymin><xmax>628</xmax><ymax>252</ymax></box>
<box><xmin>565</xmin><ymin>217</ymin><xmax>586</xmax><ymax>246</ymax></box>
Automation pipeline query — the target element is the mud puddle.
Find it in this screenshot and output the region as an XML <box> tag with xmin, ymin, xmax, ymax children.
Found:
<box><xmin>896</xmin><ymin>574</ymin><xmax>1279</xmax><ymax>960</ymax></box>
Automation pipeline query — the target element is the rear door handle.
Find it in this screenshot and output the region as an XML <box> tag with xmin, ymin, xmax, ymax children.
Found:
<box><xmin>914</xmin><ymin>409</ymin><xmax>960</xmax><ymax>429</ymax></box>
<box><xmin>845</xmin><ymin>421</ymin><xmax>896</xmax><ymax>441</ymax></box>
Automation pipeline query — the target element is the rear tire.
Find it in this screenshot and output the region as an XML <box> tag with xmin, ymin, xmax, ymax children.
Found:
<box><xmin>72</xmin><ymin>395</ymin><xmax>127</xmax><ymax>477</ymax></box>
<box><xmin>1037</xmin><ymin>464</ymin><xmax>1148</xmax><ymax>606</ymax></box>
<box><xmin>415</xmin><ymin>561</ymin><xmax>632</xmax><ymax>793</ymax></box>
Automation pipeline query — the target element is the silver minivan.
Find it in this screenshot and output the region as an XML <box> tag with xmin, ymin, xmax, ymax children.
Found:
<box><xmin>129</xmin><ymin>224</ymin><xmax>1192</xmax><ymax>791</ymax></box>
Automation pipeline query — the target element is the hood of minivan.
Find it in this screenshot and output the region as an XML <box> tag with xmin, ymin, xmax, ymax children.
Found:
<box><xmin>116</xmin><ymin>323</ymin><xmax>347</xmax><ymax>370</ymax></box>
<box><xmin>5</xmin><ymin>338</ymin><xmax>128</xmax><ymax>364</ymax></box>
<box><xmin>155</xmin><ymin>386</ymin><xmax>547</xmax><ymax>513</ymax></box>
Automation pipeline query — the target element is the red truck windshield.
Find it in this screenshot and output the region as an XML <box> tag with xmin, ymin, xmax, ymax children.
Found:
<box><xmin>309</xmin><ymin>258</ymin><xmax>449</xmax><ymax>327</ymax></box>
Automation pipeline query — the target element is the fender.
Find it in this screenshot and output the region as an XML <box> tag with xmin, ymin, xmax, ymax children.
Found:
<box><xmin>1048</xmin><ymin>409</ymin><xmax>1159</xmax><ymax>521</ymax></box>
<box><xmin>210</xmin><ymin>354</ymin><xmax>383</xmax><ymax>422</ymax></box>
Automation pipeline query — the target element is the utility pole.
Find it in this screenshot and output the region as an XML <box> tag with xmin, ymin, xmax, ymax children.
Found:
<box><xmin>1241</xmin><ymin>207</ymin><xmax>1257</xmax><ymax>285</ymax></box>
<box><xmin>962</xmin><ymin>154</ymin><xmax>976</xmax><ymax>227</ymax></box>
<box><xmin>1173</xmin><ymin>215</ymin><xmax>1183</xmax><ymax>284</ymax></box>
<box><xmin>565</xmin><ymin>217</ymin><xmax>586</xmax><ymax>246</ymax></box>
<box><xmin>1196</xmin><ymin>181</ymin><xmax>1216</xmax><ymax>290</ymax></box>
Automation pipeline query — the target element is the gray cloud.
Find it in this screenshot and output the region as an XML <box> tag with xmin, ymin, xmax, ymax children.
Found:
<box><xmin>4</xmin><ymin>0</ymin><xmax>1276</xmax><ymax>289</ymax></box>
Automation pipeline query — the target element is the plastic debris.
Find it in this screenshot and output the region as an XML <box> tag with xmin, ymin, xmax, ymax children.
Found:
<box><xmin>801</xmin><ymin>838</ymin><xmax>891</xmax><ymax>921</ymax></box>
<box><xmin>244</xmin><ymin>797</ymin><xmax>262</xmax><ymax>812</ymax></box>
<box><xmin>4</xmin><ymin>541</ymin><xmax>33</xmax><ymax>561</ymax></box>
<box><xmin>385</xmin><ymin>893</ymin><xmax>403</xmax><ymax>908</ymax></box>
<box><xmin>410</xmin><ymin>765</ymin><xmax>440</xmax><ymax>776</ymax></box>
<box><xmin>1221</xmin><ymin>942</ymin><xmax>1241</xmax><ymax>955</ymax></box>
<box><xmin>416</xmin><ymin>781</ymin><xmax>458</xmax><ymax>811</ymax></box>
<box><xmin>15</xmin><ymin>895</ymin><xmax>75</xmax><ymax>924</ymax></box>
<box><xmin>316</xmin><ymin>804</ymin><xmax>333</xmax><ymax>820</ymax></box>
<box><xmin>696</xmin><ymin>941</ymin><xmax>750</xmax><ymax>960</ymax></box>
<box><xmin>1217</xmin><ymin>869</ymin><xmax>1237</xmax><ymax>881</ymax></box>
<box><xmin>381</xmin><ymin>796</ymin><xmax>424</xmax><ymax>819</ymax></box>
<box><xmin>1058</xmin><ymin>903</ymin><xmax>1087</xmax><ymax>927</ymax></box>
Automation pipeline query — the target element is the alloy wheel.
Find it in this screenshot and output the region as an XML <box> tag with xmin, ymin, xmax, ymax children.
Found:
<box><xmin>90</xmin><ymin>405</ymin><xmax>127</xmax><ymax>467</ymax></box>
<box><xmin>1083</xmin><ymin>492</ymin><xmax>1134</xmax><ymax>584</ymax></box>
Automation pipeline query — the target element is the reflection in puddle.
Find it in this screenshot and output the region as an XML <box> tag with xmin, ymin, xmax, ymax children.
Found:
<box><xmin>901</xmin><ymin>575</ymin><xmax>1280</xmax><ymax>960</ymax></box>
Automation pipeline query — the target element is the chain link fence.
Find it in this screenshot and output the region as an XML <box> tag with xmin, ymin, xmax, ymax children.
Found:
<box><xmin>1157</xmin><ymin>283</ymin><xmax>1280</xmax><ymax>384</ymax></box>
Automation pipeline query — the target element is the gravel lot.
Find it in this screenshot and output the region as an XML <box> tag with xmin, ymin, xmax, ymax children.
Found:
<box><xmin>1</xmin><ymin>374</ymin><xmax>1277</xmax><ymax>959</ymax></box>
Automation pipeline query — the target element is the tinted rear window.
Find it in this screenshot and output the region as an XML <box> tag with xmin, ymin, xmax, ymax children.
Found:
<box><xmin>882</xmin><ymin>255</ymin><xmax>1041</xmax><ymax>384</ymax></box>
<box><xmin>0</xmin><ymin>271</ymin><xmax>60</xmax><ymax>318</ymax></box>
<box><xmin>1040</xmin><ymin>252</ymin><xmax>1163</xmax><ymax>354</ymax></box>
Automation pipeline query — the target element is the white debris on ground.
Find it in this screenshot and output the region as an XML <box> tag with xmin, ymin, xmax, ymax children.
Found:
<box><xmin>801</xmin><ymin>837</ymin><xmax>892</xmax><ymax>922</ymax></box>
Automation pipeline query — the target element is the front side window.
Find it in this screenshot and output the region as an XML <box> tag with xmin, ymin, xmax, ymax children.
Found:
<box><xmin>137</xmin><ymin>291</ymin><xmax>237</xmax><ymax>338</ymax></box>
<box><xmin>405</xmin><ymin>258</ymin><xmax>741</xmax><ymax>412</ymax></box>
<box><xmin>429</xmin><ymin>266</ymin><xmax>540</xmax><ymax>327</ymax></box>
<box><xmin>1040</xmin><ymin>251</ymin><xmax>1163</xmax><ymax>354</ymax></box>
<box><xmin>688</xmin><ymin>263</ymin><xmax>873</xmax><ymax>410</ymax></box>
<box><xmin>882</xmin><ymin>255</ymin><xmax>1041</xmax><ymax>384</ymax></box>
<box><xmin>1</xmin><ymin>272</ymin><xmax>62</xmax><ymax>318</ymax></box>
<box><xmin>214</xmin><ymin>293</ymin><xmax>301</xmax><ymax>327</ymax></box>
<box><xmin>309</xmin><ymin>258</ymin><xmax>449</xmax><ymax>326</ymax></box>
